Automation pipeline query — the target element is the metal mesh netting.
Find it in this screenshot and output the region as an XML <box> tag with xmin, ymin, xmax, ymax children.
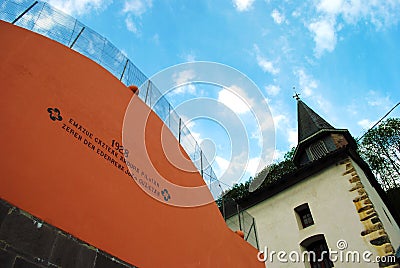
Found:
<box><xmin>0</xmin><ymin>0</ymin><xmax>223</xmax><ymax>199</ymax></box>
<box><xmin>222</xmin><ymin>198</ymin><xmax>259</xmax><ymax>249</ymax></box>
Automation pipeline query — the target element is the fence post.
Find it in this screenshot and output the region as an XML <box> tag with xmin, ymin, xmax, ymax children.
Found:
<box><xmin>200</xmin><ymin>151</ymin><xmax>204</xmax><ymax>178</ymax></box>
<box><xmin>253</xmin><ymin>218</ymin><xmax>260</xmax><ymax>250</ymax></box>
<box><xmin>178</xmin><ymin>118</ymin><xmax>182</xmax><ymax>143</ymax></box>
<box><xmin>222</xmin><ymin>197</ymin><xmax>226</xmax><ymax>220</ymax></box>
<box><xmin>69</xmin><ymin>26</ymin><xmax>85</xmax><ymax>48</ymax></box>
<box><xmin>168</xmin><ymin>104</ymin><xmax>171</xmax><ymax>128</ymax></box>
<box><xmin>144</xmin><ymin>80</ymin><xmax>150</xmax><ymax>105</ymax></box>
<box><xmin>12</xmin><ymin>1</ymin><xmax>38</xmax><ymax>24</ymax></box>
<box><xmin>120</xmin><ymin>59</ymin><xmax>129</xmax><ymax>81</ymax></box>
<box><xmin>244</xmin><ymin>221</ymin><xmax>254</xmax><ymax>241</ymax></box>
<box><xmin>237</xmin><ymin>204</ymin><xmax>242</xmax><ymax>231</ymax></box>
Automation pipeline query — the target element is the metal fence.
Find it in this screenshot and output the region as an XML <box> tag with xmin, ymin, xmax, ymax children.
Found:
<box><xmin>221</xmin><ymin>197</ymin><xmax>259</xmax><ymax>249</ymax></box>
<box><xmin>0</xmin><ymin>0</ymin><xmax>222</xmax><ymax>199</ymax></box>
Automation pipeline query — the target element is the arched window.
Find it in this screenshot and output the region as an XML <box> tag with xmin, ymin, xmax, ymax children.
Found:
<box><xmin>300</xmin><ymin>234</ymin><xmax>333</xmax><ymax>268</ymax></box>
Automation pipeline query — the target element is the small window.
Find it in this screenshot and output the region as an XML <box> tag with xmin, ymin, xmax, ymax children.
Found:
<box><xmin>295</xmin><ymin>203</ymin><xmax>314</xmax><ymax>229</ymax></box>
<box><xmin>308</xmin><ymin>140</ymin><xmax>328</xmax><ymax>160</ymax></box>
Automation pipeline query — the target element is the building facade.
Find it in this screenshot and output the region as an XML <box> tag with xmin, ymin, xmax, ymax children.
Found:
<box><xmin>233</xmin><ymin>100</ymin><xmax>400</xmax><ymax>268</ymax></box>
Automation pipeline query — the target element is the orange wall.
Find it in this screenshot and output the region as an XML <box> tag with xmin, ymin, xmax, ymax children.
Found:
<box><xmin>0</xmin><ymin>21</ymin><xmax>264</xmax><ymax>267</ymax></box>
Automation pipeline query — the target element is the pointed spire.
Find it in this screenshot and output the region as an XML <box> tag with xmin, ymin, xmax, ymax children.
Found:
<box><xmin>297</xmin><ymin>100</ymin><xmax>334</xmax><ymax>142</ymax></box>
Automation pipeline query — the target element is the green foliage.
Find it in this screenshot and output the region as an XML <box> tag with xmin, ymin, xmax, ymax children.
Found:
<box><xmin>358</xmin><ymin>118</ymin><xmax>400</xmax><ymax>190</ymax></box>
<box><xmin>218</xmin><ymin>147</ymin><xmax>297</xmax><ymax>203</ymax></box>
<box><xmin>257</xmin><ymin>156</ymin><xmax>296</xmax><ymax>189</ymax></box>
<box><xmin>220</xmin><ymin>180</ymin><xmax>252</xmax><ymax>202</ymax></box>
<box><xmin>284</xmin><ymin>147</ymin><xmax>296</xmax><ymax>161</ymax></box>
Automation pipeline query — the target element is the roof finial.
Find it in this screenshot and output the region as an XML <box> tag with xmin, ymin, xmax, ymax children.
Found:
<box><xmin>293</xmin><ymin>87</ymin><xmax>301</xmax><ymax>101</ymax></box>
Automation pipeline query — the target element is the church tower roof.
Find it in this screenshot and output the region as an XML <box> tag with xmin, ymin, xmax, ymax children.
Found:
<box><xmin>292</xmin><ymin>98</ymin><xmax>356</xmax><ymax>167</ymax></box>
<box><xmin>297</xmin><ymin>100</ymin><xmax>334</xmax><ymax>142</ymax></box>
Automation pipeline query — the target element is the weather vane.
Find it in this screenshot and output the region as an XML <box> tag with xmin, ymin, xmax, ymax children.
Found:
<box><xmin>292</xmin><ymin>86</ymin><xmax>301</xmax><ymax>100</ymax></box>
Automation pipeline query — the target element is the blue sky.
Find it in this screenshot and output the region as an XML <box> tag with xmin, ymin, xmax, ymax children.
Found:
<box><xmin>39</xmin><ymin>0</ymin><xmax>400</xmax><ymax>189</ymax></box>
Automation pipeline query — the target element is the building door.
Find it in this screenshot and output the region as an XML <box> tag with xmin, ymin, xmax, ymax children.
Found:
<box><xmin>307</xmin><ymin>239</ymin><xmax>333</xmax><ymax>268</ymax></box>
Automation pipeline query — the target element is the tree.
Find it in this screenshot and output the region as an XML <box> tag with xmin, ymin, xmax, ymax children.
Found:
<box><xmin>218</xmin><ymin>147</ymin><xmax>297</xmax><ymax>205</ymax></box>
<box><xmin>358</xmin><ymin>118</ymin><xmax>400</xmax><ymax>191</ymax></box>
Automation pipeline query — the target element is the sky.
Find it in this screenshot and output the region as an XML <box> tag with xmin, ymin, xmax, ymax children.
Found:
<box><xmin>12</xmin><ymin>0</ymin><xmax>400</xmax><ymax>190</ymax></box>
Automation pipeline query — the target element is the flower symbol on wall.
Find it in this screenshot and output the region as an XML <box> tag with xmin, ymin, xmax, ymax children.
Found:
<box><xmin>47</xmin><ymin>108</ymin><xmax>63</xmax><ymax>121</ymax></box>
<box><xmin>161</xmin><ymin>189</ymin><xmax>171</xmax><ymax>202</ymax></box>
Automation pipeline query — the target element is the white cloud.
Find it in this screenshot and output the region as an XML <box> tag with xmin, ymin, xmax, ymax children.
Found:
<box><xmin>358</xmin><ymin>119</ymin><xmax>374</xmax><ymax>130</ymax></box>
<box><xmin>314</xmin><ymin>95</ymin><xmax>333</xmax><ymax>116</ymax></box>
<box><xmin>218</xmin><ymin>152</ymin><xmax>260</xmax><ymax>186</ymax></box>
<box><xmin>366</xmin><ymin>90</ymin><xmax>393</xmax><ymax>110</ymax></box>
<box><xmin>271</xmin><ymin>9</ymin><xmax>285</xmax><ymax>24</ymax></box>
<box><xmin>169</xmin><ymin>85</ymin><xmax>196</xmax><ymax>95</ymax></box>
<box><xmin>125</xmin><ymin>15</ymin><xmax>139</xmax><ymax>34</ymax></box>
<box><xmin>273</xmin><ymin>114</ymin><xmax>287</xmax><ymax>129</ymax></box>
<box><xmin>123</xmin><ymin>0</ymin><xmax>152</xmax><ymax>16</ymax></box>
<box><xmin>25</xmin><ymin>9</ymin><xmax>56</xmax><ymax>31</ymax></box>
<box><xmin>288</xmin><ymin>129</ymin><xmax>298</xmax><ymax>148</ymax></box>
<box><xmin>256</xmin><ymin>55</ymin><xmax>280</xmax><ymax>75</ymax></box>
<box><xmin>317</xmin><ymin>0</ymin><xmax>400</xmax><ymax>28</ymax></box>
<box><xmin>308</xmin><ymin>19</ymin><xmax>337</xmax><ymax>57</ymax></box>
<box><xmin>246</xmin><ymin>157</ymin><xmax>262</xmax><ymax>176</ymax></box>
<box><xmin>185</xmin><ymin>53</ymin><xmax>196</xmax><ymax>62</ymax></box>
<box><xmin>274</xmin><ymin>149</ymin><xmax>287</xmax><ymax>161</ymax></box>
<box><xmin>292</xmin><ymin>10</ymin><xmax>301</xmax><ymax>18</ymax></box>
<box><xmin>121</xmin><ymin>0</ymin><xmax>152</xmax><ymax>36</ymax></box>
<box><xmin>265</xmin><ymin>84</ymin><xmax>281</xmax><ymax>96</ymax></box>
<box><xmin>179</xmin><ymin>51</ymin><xmax>196</xmax><ymax>62</ymax></box>
<box><xmin>294</xmin><ymin>68</ymin><xmax>333</xmax><ymax>117</ymax></box>
<box><xmin>215</xmin><ymin>156</ymin><xmax>230</xmax><ymax>178</ymax></box>
<box><xmin>46</xmin><ymin>0</ymin><xmax>111</xmax><ymax>15</ymax></box>
<box><xmin>295</xmin><ymin>68</ymin><xmax>318</xmax><ymax>97</ymax></box>
<box><xmin>215</xmin><ymin>154</ymin><xmax>267</xmax><ymax>189</ymax></box>
<box><xmin>232</xmin><ymin>0</ymin><xmax>255</xmax><ymax>12</ymax></box>
<box><xmin>169</xmin><ymin>70</ymin><xmax>197</xmax><ymax>95</ymax></box>
<box><xmin>173</xmin><ymin>69</ymin><xmax>196</xmax><ymax>86</ymax></box>
<box><xmin>264</xmin><ymin>98</ymin><xmax>297</xmax><ymax>153</ymax></box>
<box><xmin>316</xmin><ymin>0</ymin><xmax>343</xmax><ymax>15</ymax></box>
<box><xmin>308</xmin><ymin>0</ymin><xmax>400</xmax><ymax>56</ymax></box>
<box><xmin>254</xmin><ymin>45</ymin><xmax>280</xmax><ymax>75</ymax></box>
<box><xmin>265</xmin><ymin>99</ymin><xmax>287</xmax><ymax>130</ymax></box>
<box><xmin>217</xmin><ymin>86</ymin><xmax>251</xmax><ymax>114</ymax></box>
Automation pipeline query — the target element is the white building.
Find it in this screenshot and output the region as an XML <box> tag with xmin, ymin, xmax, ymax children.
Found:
<box><xmin>231</xmin><ymin>99</ymin><xmax>400</xmax><ymax>268</ymax></box>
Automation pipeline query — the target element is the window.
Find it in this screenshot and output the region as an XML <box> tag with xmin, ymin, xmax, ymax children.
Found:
<box><xmin>295</xmin><ymin>203</ymin><xmax>314</xmax><ymax>229</ymax></box>
<box><xmin>308</xmin><ymin>140</ymin><xmax>328</xmax><ymax>160</ymax></box>
<box><xmin>301</xmin><ymin>234</ymin><xmax>334</xmax><ymax>268</ymax></box>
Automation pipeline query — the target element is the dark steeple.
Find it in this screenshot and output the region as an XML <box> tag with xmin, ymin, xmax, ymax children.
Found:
<box><xmin>293</xmin><ymin>99</ymin><xmax>356</xmax><ymax>167</ymax></box>
<box><xmin>297</xmin><ymin>100</ymin><xmax>334</xmax><ymax>142</ymax></box>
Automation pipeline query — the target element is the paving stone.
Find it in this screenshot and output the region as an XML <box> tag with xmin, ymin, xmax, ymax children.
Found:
<box><xmin>0</xmin><ymin>210</ymin><xmax>56</xmax><ymax>260</ymax></box>
<box><xmin>49</xmin><ymin>233</ymin><xmax>96</xmax><ymax>268</ymax></box>
<box><xmin>0</xmin><ymin>247</ymin><xmax>16</xmax><ymax>268</ymax></box>
<box><xmin>14</xmin><ymin>257</ymin><xmax>43</xmax><ymax>268</ymax></box>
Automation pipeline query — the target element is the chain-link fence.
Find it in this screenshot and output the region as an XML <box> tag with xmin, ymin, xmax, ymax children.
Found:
<box><xmin>220</xmin><ymin>197</ymin><xmax>259</xmax><ymax>249</ymax></box>
<box><xmin>0</xmin><ymin>0</ymin><xmax>223</xmax><ymax>199</ymax></box>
